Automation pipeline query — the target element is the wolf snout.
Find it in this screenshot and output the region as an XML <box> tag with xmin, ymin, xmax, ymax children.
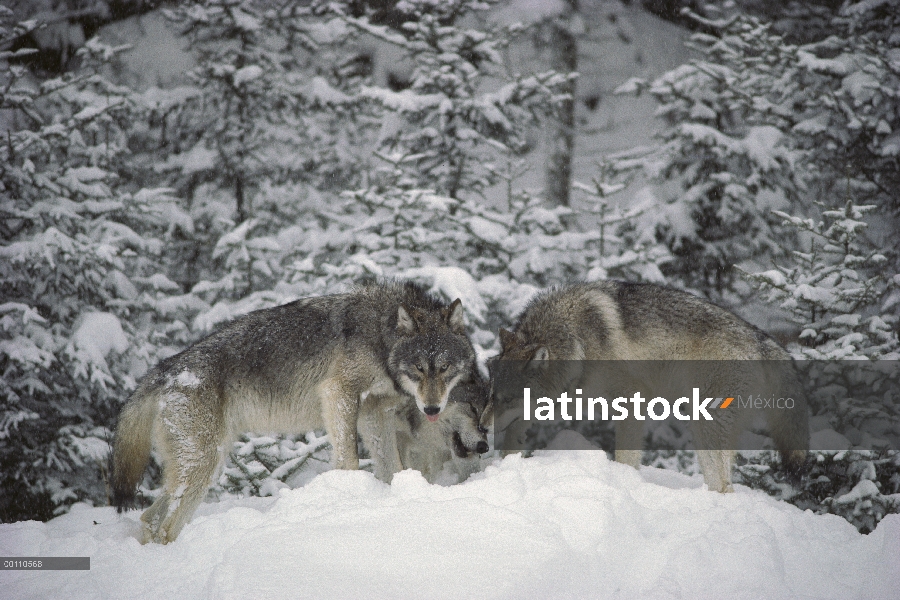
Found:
<box><xmin>475</xmin><ymin>440</ymin><xmax>489</xmax><ymax>454</ymax></box>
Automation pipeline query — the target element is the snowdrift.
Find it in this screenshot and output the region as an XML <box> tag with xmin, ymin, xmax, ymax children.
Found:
<box><xmin>2</xmin><ymin>447</ymin><xmax>897</xmax><ymax>599</ymax></box>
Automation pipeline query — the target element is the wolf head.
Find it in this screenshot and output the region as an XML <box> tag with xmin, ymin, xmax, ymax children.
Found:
<box><xmin>442</xmin><ymin>374</ymin><xmax>490</xmax><ymax>457</ymax></box>
<box><xmin>481</xmin><ymin>327</ymin><xmax>582</xmax><ymax>434</ymax></box>
<box><xmin>389</xmin><ymin>299</ymin><xmax>476</xmax><ymax>421</ymax></box>
<box><xmin>495</xmin><ymin>327</ymin><xmax>550</xmax><ymax>362</ymax></box>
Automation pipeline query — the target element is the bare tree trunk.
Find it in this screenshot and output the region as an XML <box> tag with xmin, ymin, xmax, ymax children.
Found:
<box><xmin>234</xmin><ymin>174</ymin><xmax>246</xmax><ymax>223</ymax></box>
<box><xmin>546</xmin><ymin>0</ymin><xmax>578</xmax><ymax>208</ymax></box>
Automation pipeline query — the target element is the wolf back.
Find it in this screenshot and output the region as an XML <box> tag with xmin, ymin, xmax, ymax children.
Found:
<box><xmin>110</xmin><ymin>281</ymin><xmax>482</xmax><ymax>543</ymax></box>
<box><xmin>487</xmin><ymin>280</ymin><xmax>809</xmax><ymax>493</ymax></box>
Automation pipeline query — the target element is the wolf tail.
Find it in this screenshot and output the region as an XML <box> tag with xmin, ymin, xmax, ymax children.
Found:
<box><xmin>110</xmin><ymin>385</ymin><xmax>159</xmax><ymax>512</ymax></box>
<box><xmin>767</xmin><ymin>366</ymin><xmax>810</xmax><ymax>478</ymax></box>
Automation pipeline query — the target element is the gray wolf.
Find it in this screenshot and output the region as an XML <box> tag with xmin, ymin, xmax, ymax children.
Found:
<box><xmin>484</xmin><ymin>280</ymin><xmax>809</xmax><ymax>493</ymax></box>
<box><xmin>111</xmin><ymin>281</ymin><xmax>485</xmax><ymax>544</ymax></box>
<box><xmin>360</xmin><ymin>372</ymin><xmax>490</xmax><ymax>483</ymax></box>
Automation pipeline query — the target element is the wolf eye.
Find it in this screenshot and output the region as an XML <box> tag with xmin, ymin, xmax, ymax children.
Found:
<box><xmin>439</xmin><ymin>363</ymin><xmax>449</xmax><ymax>373</ymax></box>
<box><xmin>415</xmin><ymin>363</ymin><xmax>425</xmax><ymax>373</ymax></box>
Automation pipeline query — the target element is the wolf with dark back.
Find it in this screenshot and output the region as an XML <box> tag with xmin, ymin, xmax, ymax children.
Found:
<box><xmin>111</xmin><ymin>281</ymin><xmax>487</xmax><ymax>544</ymax></box>
<box><xmin>484</xmin><ymin>281</ymin><xmax>809</xmax><ymax>493</ymax></box>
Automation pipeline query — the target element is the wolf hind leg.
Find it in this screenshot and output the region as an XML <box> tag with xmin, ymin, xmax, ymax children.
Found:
<box><xmin>141</xmin><ymin>442</ymin><xmax>224</xmax><ymax>544</ymax></box>
<box><xmin>141</xmin><ymin>395</ymin><xmax>226</xmax><ymax>544</ymax></box>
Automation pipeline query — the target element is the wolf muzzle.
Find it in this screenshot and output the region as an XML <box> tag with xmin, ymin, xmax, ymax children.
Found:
<box><xmin>452</xmin><ymin>432</ymin><xmax>490</xmax><ymax>457</ymax></box>
<box><xmin>423</xmin><ymin>405</ymin><xmax>441</xmax><ymax>422</ymax></box>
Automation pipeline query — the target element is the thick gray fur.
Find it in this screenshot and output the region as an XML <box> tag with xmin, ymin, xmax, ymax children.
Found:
<box><xmin>486</xmin><ymin>280</ymin><xmax>809</xmax><ymax>493</ymax></box>
<box><xmin>110</xmin><ymin>281</ymin><xmax>482</xmax><ymax>543</ymax></box>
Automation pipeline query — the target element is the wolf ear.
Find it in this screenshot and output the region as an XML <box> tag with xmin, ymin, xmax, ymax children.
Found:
<box><xmin>445</xmin><ymin>298</ymin><xmax>465</xmax><ymax>334</ymax></box>
<box><xmin>396</xmin><ymin>305</ymin><xmax>416</xmax><ymax>335</ymax></box>
<box><xmin>526</xmin><ymin>346</ymin><xmax>550</xmax><ymax>372</ymax></box>
<box><xmin>478</xmin><ymin>398</ymin><xmax>493</xmax><ymax>432</ymax></box>
<box><xmin>498</xmin><ymin>328</ymin><xmax>517</xmax><ymax>351</ymax></box>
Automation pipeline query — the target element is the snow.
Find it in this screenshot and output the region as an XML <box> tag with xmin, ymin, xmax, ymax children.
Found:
<box><xmin>1</xmin><ymin>447</ymin><xmax>897</xmax><ymax>599</ymax></box>
<box><xmin>755</xmin><ymin>269</ymin><xmax>787</xmax><ymax>287</ymax></box>
<box><xmin>232</xmin><ymin>9</ymin><xmax>261</xmax><ymax>32</ymax></box>
<box><xmin>402</xmin><ymin>265</ymin><xmax>488</xmax><ymax>324</ymax></box>
<box><xmin>842</xmin><ymin>0</ymin><xmax>894</xmax><ymax>16</ymax></box>
<box><xmin>158</xmin><ymin>144</ymin><xmax>218</xmax><ymax>176</ymax></box>
<box><xmin>879</xmin><ymin>131</ymin><xmax>900</xmax><ymax>156</ymax></box>
<box><xmin>71</xmin><ymin>312</ymin><xmax>129</xmax><ymax>364</ymax></box>
<box><xmin>174</xmin><ymin>370</ymin><xmax>201</xmax><ymax>389</ymax></box>
<box><xmin>465</xmin><ymin>215</ymin><xmax>511</xmax><ymax>245</ymax></box>
<box><xmin>794</xmin><ymin>284</ymin><xmax>836</xmax><ymax>305</ymax></box>
<box><xmin>834</xmin><ymin>479</ymin><xmax>882</xmax><ymax>505</ymax></box>
<box><xmin>0</xmin><ymin>336</ymin><xmax>55</xmax><ymax>369</ymax></box>
<box><xmin>842</xmin><ymin>71</ymin><xmax>879</xmax><ymax>106</ymax></box>
<box><xmin>476</xmin><ymin>274</ymin><xmax>540</xmax><ymax>321</ymax></box>
<box><xmin>309</xmin><ymin>76</ymin><xmax>351</xmax><ymax>105</ymax></box>
<box><xmin>0</xmin><ymin>303</ymin><xmax>46</xmax><ymax>326</ymax></box>
<box><xmin>742</xmin><ymin>126</ymin><xmax>784</xmax><ymax>171</ymax></box>
<box><xmin>797</xmin><ymin>50</ymin><xmax>852</xmax><ymax>76</ymax></box>
<box><xmin>67</xmin><ymin>435</ymin><xmax>113</xmax><ymax>463</ymax></box>
<box><xmin>232</xmin><ymin>65</ymin><xmax>263</xmax><ymax>86</ymax></box>
<box><xmin>361</xmin><ymin>86</ymin><xmax>444</xmax><ymax>112</ymax></box>
<box><xmin>136</xmin><ymin>273</ymin><xmax>180</xmax><ymax>292</ymax></box>
<box><xmin>212</xmin><ymin>219</ymin><xmax>257</xmax><ymax>259</ymax></box>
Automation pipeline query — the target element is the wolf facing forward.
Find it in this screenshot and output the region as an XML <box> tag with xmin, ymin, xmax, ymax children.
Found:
<box><xmin>484</xmin><ymin>281</ymin><xmax>809</xmax><ymax>493</ymax></box>
<box><xmin>360</xmin><ymin>370</ymin><xmax>490</xmax><ymax>483</ymax></box>
<box><xmin>110</xmin><ymin>281</ymin><xmax>485</xmax><ymax>544</ymax></box>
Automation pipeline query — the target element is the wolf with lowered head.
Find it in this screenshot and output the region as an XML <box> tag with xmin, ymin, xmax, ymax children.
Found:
<box><xmin>111</xmin><ymin>281</ymin><xmax>485</xmax><ymax>544</ymax></box>
<box><xmin>485</xmin><ymin>280</ymin><xmax>809</xmax><ymax>494</ymax></box>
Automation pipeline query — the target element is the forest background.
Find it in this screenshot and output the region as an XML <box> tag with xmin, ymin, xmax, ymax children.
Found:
<box><xmin>1</xmin><ymin>0</ymin><xmax>898</xmax><ymax>533</ymax></box>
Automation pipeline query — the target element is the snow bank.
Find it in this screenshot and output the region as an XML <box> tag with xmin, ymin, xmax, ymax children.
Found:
<box><xmin>2</xmin><ymin>450</ymin><xmax>896</xmax><ymax>600</ymax></box>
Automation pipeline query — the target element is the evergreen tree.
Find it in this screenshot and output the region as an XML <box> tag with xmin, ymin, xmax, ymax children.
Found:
<box><xmin>0</xmin><ymin>38</ymin><xmax>187</xmax><ymax>520</ymax></box>
<box><xmin>742</xmin><ymin>202</ymin><xmax>898</xmax><ymax>361</ymax></box>
<box><xmin>733</xmin><ymin>1</ymin><xmax>900</xmax><ymax>532</ymax></box>
<box><xmin>219</xmin><ymin>432</ymin><xmax>332</xmax><ymax>497</ymax></box>
<box><xmin>611</xmin><ymin>14</ymin><xmax>803</xmax><ymax>300</ymax></box>
<box><xmin>144</xmin><ymin>0</ymin><xmax>361</xmax><ymax>313</ymax></box>
<box><xmin>615</xmin><ymin>2</ymin><xmax>900</xmax><ymax>531</ymax></box>
<box><xmin>573</xmin><ymin>165</ymin><xmax>672</xmax><ymax>284</ymax></box>
<box><xmin>612</xmin><ymin>3</ymin><xmax>900</xmax><ymax>302</ymax></box>
<box><xmin>334</xmin><ymin>0</ymin><xmax>566</xmax><ymax>200</ymax></box>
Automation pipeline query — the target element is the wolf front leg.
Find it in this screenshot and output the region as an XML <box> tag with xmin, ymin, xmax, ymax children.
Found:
<box><xmin>319</xmin><ymin>378</ymin><xmax>361</xmax><ymax>471</ymax></box>
<box><xmin>614</xmin><ymin>417</ymin><xmax>645</xmax><ymax>469</ymax></box>
<box><xmin>357</xmin><ymin>394</ymin><xmax>404</xmax><ymax>482</ymax></box>
<box><xmin>696</xmin><ymin>450</ymin><xmax>735</xmax><ymax>493</ymax></box>
<box><xmin>692</xmin><ymin>414</ymin><xmax>738</xmax><ymax>493</ymax></box>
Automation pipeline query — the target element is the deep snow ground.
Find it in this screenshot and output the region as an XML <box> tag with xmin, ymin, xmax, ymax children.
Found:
<box><xmin>2</xmin><ymin>446</ymin><xmax>897</xmax><ymax>600</ymax></box>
